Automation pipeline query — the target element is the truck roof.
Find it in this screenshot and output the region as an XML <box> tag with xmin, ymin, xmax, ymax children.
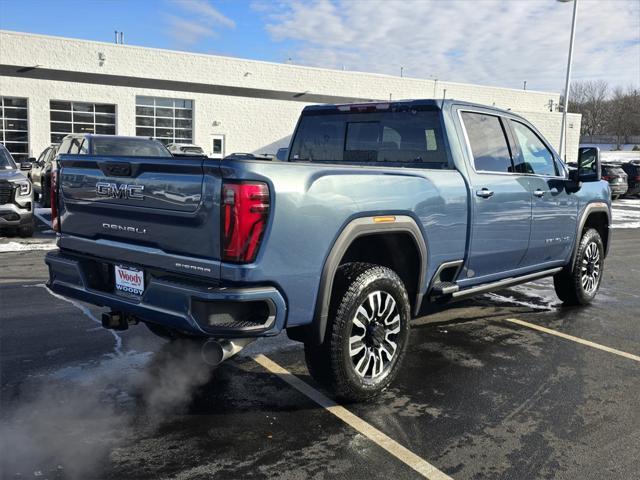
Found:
<box><xmin>302</xmin><ymin>99</ymin><xmax>518</xmax><ymax>116</ymax></box>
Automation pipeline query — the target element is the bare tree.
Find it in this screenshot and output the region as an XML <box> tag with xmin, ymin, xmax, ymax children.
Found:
<box><xmin>569</xmin><ymin>80</ymin><xmax>609</xmax><ymax>137</ymax></box>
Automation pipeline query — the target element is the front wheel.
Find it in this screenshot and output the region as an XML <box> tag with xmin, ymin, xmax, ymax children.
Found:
<box><xmin>304</xmin><ymin>263</ymin><xmax>411</xmax><ymax>402</ymax></box>
<box><xmin>554</xmin><ymin>228</ymin><xmax>604</xmax><ymax>305</ymax></box>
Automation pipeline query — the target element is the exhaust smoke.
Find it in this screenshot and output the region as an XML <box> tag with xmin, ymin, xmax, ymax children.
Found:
<box><xmin>0</xmin><ymin>340</ymin><xmax>217</xmax><ymax>480</ymax></box>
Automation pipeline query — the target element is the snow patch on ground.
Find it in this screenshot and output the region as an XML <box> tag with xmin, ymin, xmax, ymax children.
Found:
<box><xmin>0</xmin><ymin>240</ymin><xmax>57</xmax><ymax>252</ymax></box>
<box><xmin>612</xmin><ymin>207</ymin><xmax>640</xmax><ymax>229</ymax></box>
<box><xmin>484</xmin><ymin>279</ymin><xmax>560</xmax><ymax>311</ymax></box>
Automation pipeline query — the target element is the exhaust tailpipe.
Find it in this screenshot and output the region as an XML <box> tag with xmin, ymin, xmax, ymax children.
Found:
<box><xmin>201</xmin><ymin>338</ymin><xmax>255</xmax><ymax>366</ymax></box>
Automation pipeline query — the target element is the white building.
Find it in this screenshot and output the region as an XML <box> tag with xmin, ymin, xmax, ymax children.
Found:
<box><xmin>0</xmin><ymin>30</ymin><xmax>581</xmax><ymax>163</ymax></box>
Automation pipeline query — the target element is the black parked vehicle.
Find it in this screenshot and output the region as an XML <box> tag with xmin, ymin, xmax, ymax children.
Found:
<box><xmin>29</xmin><ymin>144</ymin><xmax>59</xmax><ymax>207</ymax></box>
<box><xmin>601</xmin><ymin>164</ymin><xmax>628</xmax><ymax>200</ymax></box>
<box><xmin>620</xmin><ymin>161</ymin><xmax>640</xmax><ymax>197</ymax></box>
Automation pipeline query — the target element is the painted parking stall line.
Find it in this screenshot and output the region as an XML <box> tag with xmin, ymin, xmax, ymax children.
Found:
<box><xmin>253</xmin><ymin>354</ymin><xmax>453</xmax><ymax>480</ymax></box>
<box><xmin>504</xmin><ymin>318</ymin><xmax>640</xmax><ymax>362</ymax></box>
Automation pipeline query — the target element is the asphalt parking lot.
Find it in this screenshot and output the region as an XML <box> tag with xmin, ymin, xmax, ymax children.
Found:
<box><xmin>1</xmin><ymin>200</ymin><xmax>639</xmax><ymax>480</ymax></box>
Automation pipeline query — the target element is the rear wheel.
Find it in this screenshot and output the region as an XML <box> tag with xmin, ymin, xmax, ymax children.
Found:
<box><xmin>304</xmin><ymin>262</ymin><xmax>411</xmax><ymax>402</ymax></box>
<box><xmin>554</xmin><ymin>228</ymin><xmax>604</xmax><ymax>305</ymax></box>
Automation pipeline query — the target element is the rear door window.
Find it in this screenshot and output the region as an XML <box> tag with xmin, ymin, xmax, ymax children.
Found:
<box><xmin>289</xmin><ymin>108</ymin><xmax>448</xmax><ymax>168</ymax></box>
<box><xmin>461</xmin><ymin>112</ymin><xmax>513</xmax><ymax>173</ymax></box>
<box><xmin>510</xmin><ymin>120</ymin><xmax>557</xmax><ymax>176</ymax></box>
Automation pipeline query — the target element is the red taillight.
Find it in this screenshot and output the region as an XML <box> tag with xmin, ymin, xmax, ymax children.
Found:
<box><xmin>602</xmin><ymin>175</ymin><xmax>611</xmax><ymax>181</ymax></box>
<box><xmin>635</xmin><ymin>176</ymin><xmax>640</xmax><ymax>181</ymax></box>
<box><xmin>221</xmin><ymin>181</ymin><xmax>270</xmax><ymax>263</ymax></box>
<box><xmin>50</xmin><ymin>169</ymin><xmax>60</xmax><ymax>232</ymax></box>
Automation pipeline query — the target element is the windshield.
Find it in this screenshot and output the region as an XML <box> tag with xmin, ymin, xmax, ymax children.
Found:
<box><xmin>92</xmin><ymin>138</ymin><xmax>171</xmax><ymax>157</ymax></box>
<box><xmin>289</xmin><ymin>108</ymin><xmax>447</xmax><ymax>167</ymax></box>
<box><xmin>0</xmin><ymin>145</ymin><xmax>17</xmax><ymax>170</ymax></box>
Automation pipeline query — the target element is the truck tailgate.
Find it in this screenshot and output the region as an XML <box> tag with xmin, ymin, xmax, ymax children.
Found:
<box><xmin>57</xmin><ymin>155</ymin><xmax>222</xmax><ymax>265</ymax></box>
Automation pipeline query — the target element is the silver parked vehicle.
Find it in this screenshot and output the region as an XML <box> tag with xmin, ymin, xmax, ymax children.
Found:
<box><xmin>166</xmin><ymin>143</ymin><xmax>206</xmax><ymax>157</ymax></box>
<box><xmin>0</xmin><ymin>143</ymin><xmax>35</xmax><ymax>237</ymax></box>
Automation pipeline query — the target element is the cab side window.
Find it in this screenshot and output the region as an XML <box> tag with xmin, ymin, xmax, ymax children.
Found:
<box><xmin>510</xmin><ymin>120</ymin><xmax>557</xmax><ymax>176</ymax></box>
<box><xmin>461</xmin><ymin>112</ymin><xmax>513</xmax><ymax>173</ymax></box>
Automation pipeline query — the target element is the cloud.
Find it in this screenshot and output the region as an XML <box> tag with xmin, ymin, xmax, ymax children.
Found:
<box><xmin>257</xmin><ymin>0</ymin><xmax>640</xmax><ymax>92</ymax></box>
<box><xmin>174</xmin><ymin>0</ymin><xmax>236</xmax><ymax>28</ymax></box>
<box><xmin>167</xmin><ymin>0</ymin><xmax>235</xmax><ymax>45</ymax></box>
<box><xmin>166</xmin><ymin>14</ymin><xmax>217</xmax><ymax>44</ymax></box>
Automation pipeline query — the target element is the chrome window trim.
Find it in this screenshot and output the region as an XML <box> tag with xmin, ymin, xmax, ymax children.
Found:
<box><xmin>456</xmin><ymin>107</ymin><xmax>567</xmax><ymax>180</ymax></box>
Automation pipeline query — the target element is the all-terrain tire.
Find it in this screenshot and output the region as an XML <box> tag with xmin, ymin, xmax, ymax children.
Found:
<box><xmin>304</xmin><ymin>262</ymin><xmax>411</xmax><ymax>402</ymax></box>
<box><xmin>553</xmin><ymin>228</ymin><xmax>604</xmax><ymax>306</ymax></box>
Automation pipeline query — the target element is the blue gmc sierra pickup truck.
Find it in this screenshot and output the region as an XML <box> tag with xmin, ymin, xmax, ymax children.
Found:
<box><xmin>45</xmin><ymin>99</ymin><xmax>611</xmax><ymax>401</ymax></box>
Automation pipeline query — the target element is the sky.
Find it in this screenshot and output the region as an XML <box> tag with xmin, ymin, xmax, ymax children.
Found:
<box><xmin>0</xmin><ymin>0</ymin><xmax>638</xmax><ymax>93</ymax></box>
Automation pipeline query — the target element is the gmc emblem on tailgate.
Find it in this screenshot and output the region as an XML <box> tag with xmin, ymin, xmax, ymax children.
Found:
<box><xmin>96</xmin><ymin>182</ymin><xmax>145</xmax><ymax>200</ymax></box>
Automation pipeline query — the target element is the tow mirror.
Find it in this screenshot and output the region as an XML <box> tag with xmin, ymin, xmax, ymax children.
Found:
<box><xmin>577</xmin><ymin>147</ymin><xmax>601</xmax><ymax>182</ymax></box>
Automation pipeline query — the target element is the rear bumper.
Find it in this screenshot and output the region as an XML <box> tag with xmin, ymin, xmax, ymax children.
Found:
<box><xmin>45</xmin><ymin>250</ymin><xmax>287</xmax><ymax>338</ymax></box>
<box><xmin>610</xmin><ymin>183</ymin><xmax>628</xmax><ymax>196</ymax></box>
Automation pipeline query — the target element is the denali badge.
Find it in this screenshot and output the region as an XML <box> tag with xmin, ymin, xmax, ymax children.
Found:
<box><xmin>96</xmin><ymin>182</ymin><xmax>144</xmax><ymax>200</ymax></box>
<box><xmin>102</xmin><ymin>223</ymin><xmax>147</xmax><ymax>234</ymax></box>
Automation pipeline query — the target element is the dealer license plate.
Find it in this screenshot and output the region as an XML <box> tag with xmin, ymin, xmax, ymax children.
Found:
<box><xmin>114</xmin><ymin>265</ymin><xmax>144</xmax><ymax>296</ymax></box>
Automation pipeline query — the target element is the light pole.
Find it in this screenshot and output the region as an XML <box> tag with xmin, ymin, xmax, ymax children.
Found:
<box><xmin>557</xmin><ymin>0</ymin><xmax>579</xmax><ymax>160</ymax></box>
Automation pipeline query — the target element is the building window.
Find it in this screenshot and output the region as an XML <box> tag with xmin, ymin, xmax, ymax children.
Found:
<box><xmin>50</xmin><ymin>101</ymin><xmax>116</xmax><ymax>144</ymax></box>
<box><xmin>135</xmin><ymin>96</ymin><xmax>193</xmax><ymax>145</ymax></box>
<box><xmin>1</xmin><ymin>97</ymin><xmax>29</xmax><ymax>162</ymax></box>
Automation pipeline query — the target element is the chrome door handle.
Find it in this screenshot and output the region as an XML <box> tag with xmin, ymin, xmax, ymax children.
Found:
<box><xmin>476</xmin><ymin>188</ymin><xmax>494</xmax><ymax>198</ymax></box>
<box><xmin>533</xmin><ymin>189</ymin><xmax>545</xmax><ymax>197</ymax></box>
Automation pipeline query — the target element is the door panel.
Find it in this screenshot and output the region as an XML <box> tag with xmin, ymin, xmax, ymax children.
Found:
<box><xmin>507</xmin><ymin>120</ymin><xmax>578</xmax><ymax>265</ymax></box>
<box><xmin>459</xmin><ymin>110</ymin><xmax>532</xmax><ymax>281</ymax></box>
<box><xmin>467</xmin><ymin>173</ymin><xmax>532</xmax><ymax>279</ymax></box>
<box><xmin>525</xmin><ymin>177</ymin><xmax>577</xmax><ymax>264</ymax></box>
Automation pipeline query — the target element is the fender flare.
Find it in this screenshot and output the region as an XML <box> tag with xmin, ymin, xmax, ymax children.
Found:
<box><xmin>300</xmin><ymin>215</ymin><xmax>427</xmax><ymax>345</ymax></box>
<box><xmin>570</xmin><ymin>202</ymin><xmax>611</xmax><ymax>270</ymax></box>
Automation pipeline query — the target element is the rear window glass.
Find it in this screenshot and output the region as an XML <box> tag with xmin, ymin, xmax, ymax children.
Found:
<box><xmin>289</xmin><ymin>108</ymin><xmax>448</xmax><ymax>167</ymax></box>
<box><xmin>92</xmin><ymin>138</ymin><xmax>171</xmax><ymax>157</ymax></box>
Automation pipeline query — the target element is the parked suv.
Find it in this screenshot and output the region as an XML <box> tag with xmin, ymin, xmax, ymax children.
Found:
<box><xmin>30</xmin><ymin>144</ymin><xmax>59</xmax><ymax>207</ymax></box>
<box><xmin>620</xmin><ymin>161</ymin><xmax>640</xmax><ymax>197</ymax></box>
<box><xmin>46</xmin><ymin>100</ymin><xmax>610</xmax><ymax>401</ymax></box>
<box><xmin>601</xmin><ymin>163</ymin><xmax>628</xmax><ymax>199</ymax></box>
<box><xmin>0</xmin><ymin>144</ymin><xmax>34</xmax><ymax>236</ymax></box>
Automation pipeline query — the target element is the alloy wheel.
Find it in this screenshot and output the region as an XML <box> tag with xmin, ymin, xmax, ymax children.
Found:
<box><xmin>581</xmin><ymin>242</ymin><xmax>601</xmax><ymax>294</ymax></box>
<box><xmin>348</xmin><ymin>290</ymin><xmax>401</xmax><ymax>381</ymax></box>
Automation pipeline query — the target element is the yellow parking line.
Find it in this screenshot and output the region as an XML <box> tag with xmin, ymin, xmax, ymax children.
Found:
<box><xmin>253</xmin><ymin>354</ymin><xmax>453</xmax><ymax>480</ymax></box>
<box><xmin>504</xmin><ymin>318</ymin><xmax>640</xmax><ymax>362</ymax></box>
